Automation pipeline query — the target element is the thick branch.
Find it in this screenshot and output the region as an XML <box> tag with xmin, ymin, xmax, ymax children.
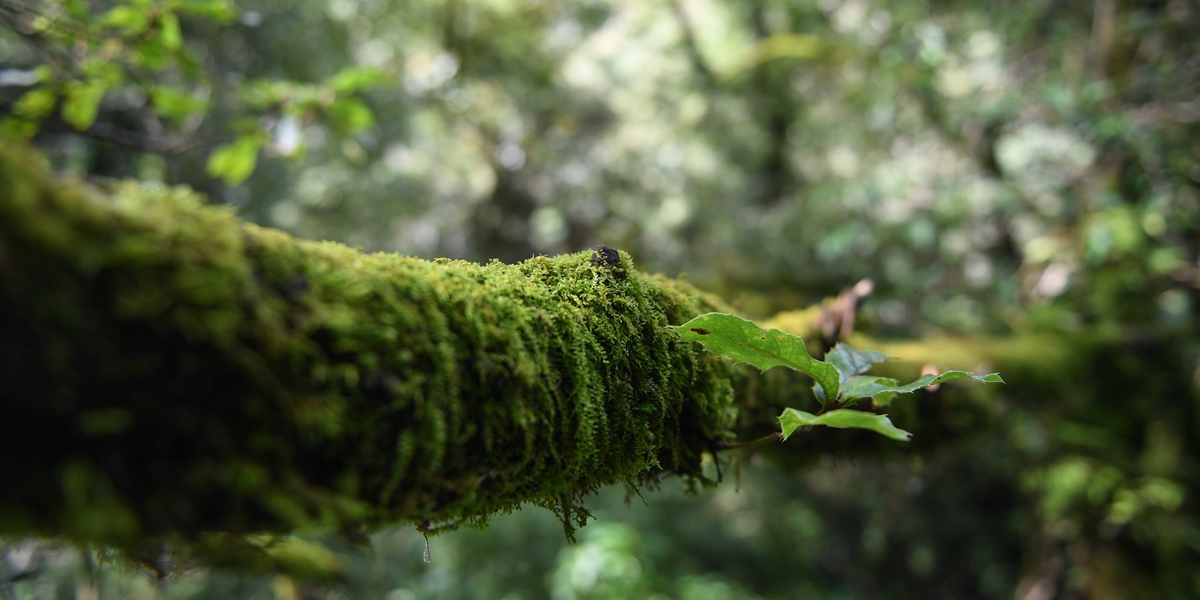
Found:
<box><xmin>0</xmin><ymin>139</ymin><xmax>740</xmax><ymax>548</ymax></box>
<box><xmin>1</xmin><ymin>139</ymin><xmax>1161</xmax><ymax>558</ymax></box>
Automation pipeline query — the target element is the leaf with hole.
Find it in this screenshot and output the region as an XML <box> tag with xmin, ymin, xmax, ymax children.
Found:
<box><xmin>671</xmin><ymin>313</ymin><xmax>839</xmax><ymax>400</ymax></box>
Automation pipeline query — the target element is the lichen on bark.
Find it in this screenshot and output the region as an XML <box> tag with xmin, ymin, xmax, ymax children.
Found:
<box><xmin>0</xmin><ymin>139</ymin><xmax>739</xmax><ymax>549</ymax></box>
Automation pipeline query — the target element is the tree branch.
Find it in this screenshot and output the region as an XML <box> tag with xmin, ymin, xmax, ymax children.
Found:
<box><xmin>0</xmin><ymin>137</ymin><xmax>742</xmax><ymax>549</ymax></box>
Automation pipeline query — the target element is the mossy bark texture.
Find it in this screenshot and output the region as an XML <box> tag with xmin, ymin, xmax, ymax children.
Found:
<box><xmin>0</xmin><ymin>142</ymin><xmax>738</xmax><ymax>547</ymax></box>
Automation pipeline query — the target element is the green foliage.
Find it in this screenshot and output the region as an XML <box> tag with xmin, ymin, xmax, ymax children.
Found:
<box><xmin>0</xmin><ymin>0</ymin><xmax>385</xmax><ymax>181</ymax></box>
<box><xmin>673</xmin><ymin>313</ymin><xmax>1000</xmax><ymax>442</ymax></box>
<box><xmin>206</xmin><ymin>134</ymin><xmax>265</xmax><ymax>185</ymax></box>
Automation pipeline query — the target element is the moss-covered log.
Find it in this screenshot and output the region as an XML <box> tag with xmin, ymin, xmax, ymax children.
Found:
<box><xmin>0</xmin><ymin>141</ymin><xmax>741</xmax><ymax>547</ymax></box>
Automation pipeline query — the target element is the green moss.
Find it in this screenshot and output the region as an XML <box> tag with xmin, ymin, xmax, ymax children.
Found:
<box><xmin>0</xmin><ymin>139</ymin><xmax>737</xmax><ymax>547</ymax></box>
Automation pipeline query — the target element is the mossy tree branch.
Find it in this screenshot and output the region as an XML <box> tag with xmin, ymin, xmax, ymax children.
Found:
<box><xmin>3</xmin><ymin>140</ymin><xmax>1154</xmax><ymax>559</ymax></box>
<box><xmin>0</xmin><ymin>140</ymin><xmax>743</xmax><ymax>548</ymax></box>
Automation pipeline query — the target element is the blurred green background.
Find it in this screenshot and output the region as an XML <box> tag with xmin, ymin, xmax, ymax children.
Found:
<box><xmin>2</xmin><ymin>0</ymin><xmax>1198</xmax><ymax>598</ymax></box>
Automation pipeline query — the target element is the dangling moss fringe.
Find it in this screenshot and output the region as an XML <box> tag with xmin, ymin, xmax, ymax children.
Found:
<box><xmin>0</xmin><ymin>140</ymin><xmax>739</xmax><ymax>548</ymax></box>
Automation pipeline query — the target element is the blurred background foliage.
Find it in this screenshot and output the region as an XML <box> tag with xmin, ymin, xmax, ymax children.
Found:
<box><xmin>2</xmin><ymin>0</ymin><xmax>1199</xmax><ymax>598</ymax></box>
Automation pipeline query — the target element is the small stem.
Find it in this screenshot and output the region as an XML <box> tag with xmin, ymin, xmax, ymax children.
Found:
<box><xmin>718</xmin><ymin>431</ymin><xmax>780</xmax><ymax>451</ymax></box>
<box><xmin>817</xmin><ymin>399</ymin><xmax>841</xmax><ymax>415</ymax></box>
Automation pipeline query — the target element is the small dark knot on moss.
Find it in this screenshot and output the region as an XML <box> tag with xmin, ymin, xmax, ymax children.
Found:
<box><xmin>590</xmin><ymin>246</ymin><xmax>620</xmax><ymax>267</ymax></box>
<box><xmin>282</xmin><ymin>273</ymin><xmax>309</xmax><ymax>302</ymax></box>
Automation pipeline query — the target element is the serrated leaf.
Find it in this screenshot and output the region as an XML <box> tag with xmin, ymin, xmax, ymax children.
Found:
<box><xmin>779</xmin><ymin>408</ymin><xmax>911</xmax><ymax>442</ymax></box>
<box><xmin>206</xmin><ymin>135</ymin><xmax>264</xmax><ymax>186</ymax></box>
<box><xmin>843</xmin><ymin>371</ymin><xmax>1005</xmax><ymax>406</ymax></box>
<box><xmin>671</xmin><ymin>313</ymin><xmax>840</xmax><ymax>400</ymax></box>
<box><xmin>62</xmin><ymin>81</ymin><xmax>106</xmax><ymax>130</ymax></box>
<box><xmin>826</xmin><ymin>343</ymin><xmax>889</xmax><ymax>386</ymax></box>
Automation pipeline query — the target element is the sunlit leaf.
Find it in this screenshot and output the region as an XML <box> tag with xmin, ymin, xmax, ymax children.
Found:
<box><xmin>177</xmin><ymin>0</ymin><xmax>239</xmax><ymax>23</ymax></box>
<box><xmin>159</xmin><ymin>11</ymin><xmax>182</xmax><ymax>51</ymax></box>
<box><xmin>326</xmin><ymin>67</ymin><xmax>389</xmax><ymax>94</ymax></box>
<box><xmin>151</xmin><ymin>86</ymin><xmax>208</xmax><ymax>121</ymax></box>
<box><xmin>671</xmin><ymin>313</ymin><xmax>840</xmax><ymax>400</ymax></box>
<box><xmin>326</xmin><ymin>97</ymin><xmax>375</xmax><ymax>133</ymax></box>
<box><xmin>779</xmin><ymin>408</ymin><xmax>911</xmax><ymax>442</ymax></box>
<box><xmin>13</xmin><ymin>87</ymin><xmax>59</xmax><ymax>120</ymax></box>
<box><xmin>206</xmin><ymin>135</ymin><xmax>264</xmax><ymax>186</ymax></box>
<box><xmin>101</xmin><ymin>5</ymin><xmax>150</xmax><ymax>34</ymax></box>
<box><xmin>62</xmin><ymin>81</ymin><xmax>106</xmax><ymax>130</ymax></box>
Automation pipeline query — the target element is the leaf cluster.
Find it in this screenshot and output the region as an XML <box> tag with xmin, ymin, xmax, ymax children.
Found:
<box><xmin>0</xmin><ymin>0</ymin><xmax>390</xmax><ymax>184</ymax></box>
<box><xmin>671</xmin><ymin>313</ymin><xmax>1001</xmax><ymax>442</ymax></box>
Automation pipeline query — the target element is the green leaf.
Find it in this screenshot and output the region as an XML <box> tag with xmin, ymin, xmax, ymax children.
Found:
<box><xmin>326</xmin><ymin>97</ymin><xmax>375</xmax><ymax>133</ymax></box>
<box><xmin>1</xmin><ymin>116</ymin><xmax>40</xmax><ymax>139</ymax></box>
<box><xmin>826</xmin><ymin>343</ymin><xmax>889</xmax><ymax>386</ymax></box>
<box><xmin>206</xmin><ymin>135</ymin><xmax>264</xmax><ymax>186</ymax></box>
<box><xmin>177</xmin><ymin>0</ymin><xmax>239</xmax><ymax>22</ymax></box>
<box><xmin>13</xmin><ymin>87</ymin><xmax>59</xmax><ymax>120</ymax></box>
<box><xmin>842</xmin><ymin>371</ymin><xmax>1005</xmax><ymax>406</ymax></box>
<box><xmin>326</xmin><ymin>67</ymin><xmax>389</xmax><ymax>94</ymax></box>
<box><xmin>136</xmin><ymin>40</ymin><xmax>170</xmax><ymax>71</ymax></box>
<box><xmin>779</xmin><ymin>408</ymin><xmax>911</xmax><ymax>442</ymax></box>
<box><xmin>101</xmin><ymin>5</ymin><xmax>151</xmax><ymax>34</ymax></box>
<box><xmin>671</xmin><ymin>313</ymin><xmax>840</xmax><ymax>400</ymax></box>
<box><xmin>159</xmin><ymin>11</ymin><xmax>183</xmax><ymax>51</ymax></box>
<box><xmin>62</xmin><ymin>81</ymin><xmax>107</xmax><ymax>130</ymax></box>
<box><xmin>239</xmin><ymin>80</ymin><xmax>295</xmax><ymax>109</ymax></box>
<box><xmin>64</xmin><ymin>0</ymin><xmax>90</xmax><ymax>18</ymax></box>
<box><xmin>150</xmin><ymin>86</ymin><xmax>208</xmax><ymax>121</ymax></box>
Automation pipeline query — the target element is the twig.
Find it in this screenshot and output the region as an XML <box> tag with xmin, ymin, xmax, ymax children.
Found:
<box><xmin>717</xmin><ymin>431</ymin><xmax>780</xmax><ymax>451</ymax></box>
<box><xmin>669</xmin><ymin>0</ymin><xmax>718</xmax><ymax>87</ymax></box>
